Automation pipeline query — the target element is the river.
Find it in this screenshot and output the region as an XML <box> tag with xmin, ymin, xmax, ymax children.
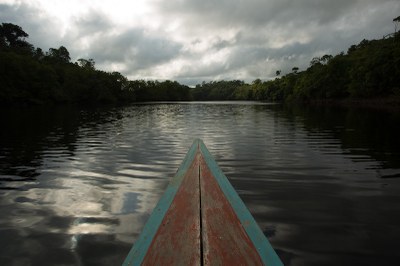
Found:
<box><xmin>1</xmin><ymin>102</ymin><xmax>400</xmax><ymax>265</ymax></box>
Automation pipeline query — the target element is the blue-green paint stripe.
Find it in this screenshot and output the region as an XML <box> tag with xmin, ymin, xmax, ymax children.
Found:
<box><xmin>123</xmin><ymin>140</ymin><xmax>200</xmax><ymax>266</ymax></box>
<box><xmin>199</xmin><ymin>140</ymin><xmax>283</xmax><ymax>266</ymax></box>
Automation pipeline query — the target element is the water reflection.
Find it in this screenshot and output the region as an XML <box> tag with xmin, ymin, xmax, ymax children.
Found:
<box><xmin>1</xmin><ymin>103</ymin><xmax>400</xmax><ymax>265</ymax></box>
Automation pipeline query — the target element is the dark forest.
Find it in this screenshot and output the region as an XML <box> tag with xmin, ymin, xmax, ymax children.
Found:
<box><xmin>1</xmin><ymin>21</ymin><xmax>399</xmax><ymax>105</ymax></box>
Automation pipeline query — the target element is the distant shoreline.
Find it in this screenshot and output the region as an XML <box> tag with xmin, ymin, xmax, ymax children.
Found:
<box><xmin>302</xmin><ymin>97</ymin><xmax>400</xmax><ymax>111</ymax></box>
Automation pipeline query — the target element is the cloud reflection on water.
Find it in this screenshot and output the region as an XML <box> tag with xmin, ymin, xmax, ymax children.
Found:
<box><xmin>1</xmin><ymin>103</ymin><xmax>400</xmax><ymax>265</ymax></box>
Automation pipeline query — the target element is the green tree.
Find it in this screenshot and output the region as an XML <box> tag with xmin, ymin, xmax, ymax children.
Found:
<box><xmin>0</xmin><ymin>23</ymin><xmax>33</xmax><ymax>52</ymax></box>
<box><xmin>77</xmin><ymin>58</ymin><xmax>95</xmax><ymax>69</ymax></box>
<box><xmin>394</xmin><ymin>16</ymin><xmax>400</xmax><ymax>33</ymax></box>
<box><xmin>0</xmin><ymin>23</ymin><xmax>28</xmax><ymax>47</ymax></box>
<box><xmin>47</xmin><ymin>46</ymin><xmax>71</xmax><ymax>63</ymax></box>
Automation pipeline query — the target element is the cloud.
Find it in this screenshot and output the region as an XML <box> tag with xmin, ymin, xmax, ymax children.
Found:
<box><xmin>1</xmin><ymin>0</ymin><xmax>400</xmax><ymax>86</ymax></box>
<box><xmin>155</xmin><ymin>0</ymin><xmax>394</xmax><ymax>30</ymax></box>
<box><xmin>153</xmin><ymin>0</ymin><xmax>400</xmax><ymax>81</ymax></box>
<box><xmin>0</xmin><ymin>2</ymin><xmax>63</xmax><ymax>49</ymax></box>
<box><xmin>64</xmin><ymin>11</ymin><xmax>183</xmax><ymax>73</ymax></box>
<box><xmin>1</xmin><ymin>3</ymin><xmax>183</xmax><ymax>78</ymax></box>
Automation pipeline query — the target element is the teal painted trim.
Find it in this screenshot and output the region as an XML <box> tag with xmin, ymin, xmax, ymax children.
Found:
<box><xmin>123</xmin><ymin>139</ymin><xmax>200</xmax><ymax>266</ymax></box>
<box><xmin>199</xmin><ymin>140</ymin><xmax>283</xmax><ymax>266</ymax></box>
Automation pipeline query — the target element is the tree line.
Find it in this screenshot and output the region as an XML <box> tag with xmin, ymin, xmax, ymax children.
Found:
<box><xmin>0</xmin><ymin>23</ymin><xmax>189</xmax><ymax>105</ymax></box>
<box><xmin>240</xmin><ymin>34</ymin><xmax>400</xmax><ymax>103</ymax></box>
<box><xmin>1</xmin><ymin>21</ymin><xmax>399</xmax><ymax>105</ymax></box>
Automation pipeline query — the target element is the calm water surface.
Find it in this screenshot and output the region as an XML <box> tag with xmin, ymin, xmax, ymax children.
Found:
<box><xmin>1</xmin><ymin>102</ymin><xmax>400</xmax><ymax>266</ymax></box>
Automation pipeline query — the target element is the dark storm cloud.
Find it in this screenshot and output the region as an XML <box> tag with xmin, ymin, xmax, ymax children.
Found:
<box><xmin>155</xmin><ymin>0</ymin><xmax>395</xmax><ymax>29</ymax></box>
<box><xmin>58</xmin><ymin>9</ymin><xmax>182</xmax><ymax>72</ymax></box>
<box><xmin>153</xmin><ymin>0</ymin><xmax>400</xmax><ymax>82</ymax></box>
<box><xmin>176</xmin><ymin>41</ymin><xmax>312</xmax><ymax>81</ymax></box>
<box><xmin>69</xmin><ymin>24</ymin><xmax>183</xmax><ymax>71</ymax></box>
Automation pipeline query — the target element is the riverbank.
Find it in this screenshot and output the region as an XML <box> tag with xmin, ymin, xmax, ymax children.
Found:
<box><xmin>304</xmin><ymin>97</ymin><xmax>400</xmax><ymax>112</ymax></box>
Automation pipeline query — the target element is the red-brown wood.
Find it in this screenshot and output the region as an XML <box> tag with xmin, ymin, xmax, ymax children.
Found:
<box><xmin>139</xmin><ymin>150</ymin><xmax>264</xmax><ymax>265</ymax></box>
<box><xmin>123</xmin><ymin>140</ymin><xmax>283</xmax><ymax>266</ymax></box>
<box><xmin>199</xmin><ymin>155</ymin><xmax>263</xmax><ymax>265</ymax></box>
<box><xmin>141</xmin><ymin>153</ymin><xmax>201</xmax><ymax>265</ymax></box>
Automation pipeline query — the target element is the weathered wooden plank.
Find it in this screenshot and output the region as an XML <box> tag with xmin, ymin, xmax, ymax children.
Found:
<box><xmin>141</xmin><ymin>152</ymin><xmax>201</xmax><ymax>265</ymax></box>
<box><xmin>122</xmin><ymin>140</ymin><xmax>200</xmax><ymax>266</ymax></box>
<box><xmin>200</xmin><ymin>155</ymin><xmax>263</xmax><ymax>265</ymax></box>
<box><xmin>123</xmin><ymin>139</ymin><xmax>283</xmax><ymax>266</ymax></box>
<box><xmin>199</xmin><ymin>140</ymin><xmax>283</xmax><ymax>266</ymax></box>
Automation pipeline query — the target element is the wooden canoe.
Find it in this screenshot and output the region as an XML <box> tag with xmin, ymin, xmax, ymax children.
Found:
<box><xmin>123</xmin><ymin>139</ymin><xmax>283</xmax><ymax>266</ymax></box>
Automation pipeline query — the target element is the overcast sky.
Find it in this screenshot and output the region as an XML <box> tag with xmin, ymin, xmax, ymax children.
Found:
<box><xmin>1</xmin><ymin>0</ymin><xmax>399</xmax><ymax>86</ymax></box>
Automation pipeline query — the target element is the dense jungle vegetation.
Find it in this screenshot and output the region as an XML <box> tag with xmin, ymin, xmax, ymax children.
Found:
<box><xmin>1</xmin><ymin>21</ymin><xmax>399</xmax><ymax>105</ymax></box>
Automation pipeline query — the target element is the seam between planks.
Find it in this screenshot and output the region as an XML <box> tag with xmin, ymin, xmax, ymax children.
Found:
<box><xmin>198</xmin><ymin>139</ymin><xmax>283</xmax><ymax>266</ymax></box>
<box><xmin>198</xmin><ymin>152</ymin><xmax>204</xmax><ymax>266</ymax></box>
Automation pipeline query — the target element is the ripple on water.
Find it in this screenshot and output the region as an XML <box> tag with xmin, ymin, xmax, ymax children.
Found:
<box><xmin>1</xmin><ymin>103</ymin><xmax>400</xmax><ymax>266</ymax></box>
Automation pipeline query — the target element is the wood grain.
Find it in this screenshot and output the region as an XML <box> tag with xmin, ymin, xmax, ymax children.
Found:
<box><xmin>200</xmin><ymin>155</ymin><xmax>263</xmax><ymax>265</ymax></box>
<box><xmin>141</xmin><ymin>153</ymin><xmax>201</xmax><ymax>265</ymax></box>
<box><xmin>124</xmin><ymin>139</ymin><xmax>283</xmax><ymax>266</ymax></box>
